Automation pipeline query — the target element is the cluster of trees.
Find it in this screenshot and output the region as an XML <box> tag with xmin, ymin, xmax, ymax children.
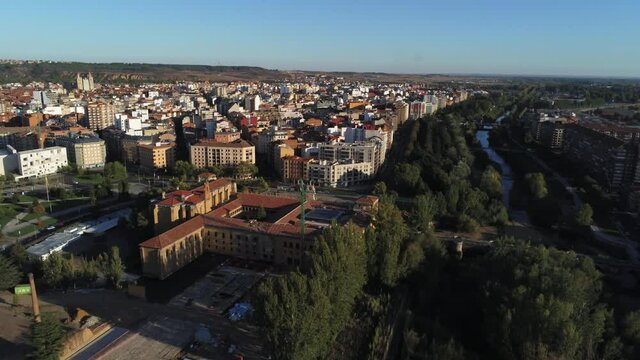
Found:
<box><xmin>578</xmin><ymin>175</ymin><xmax>614</xmax><ymax>223</ymax></box>
<box><xmin>29</xmin><ymin>199</ymin><xmax>45</xmax><ymax>216</ymax></box>
<box><xmin>254</xmin><ymin>223</ymin><xmax>368</xmax><ymax>359</ymax></box>
<box><xmin>523</xmin><ymin>172</ymin><xmax>563</xmax><ymax>228</ymax></box>
<box><xmin>379</xmin><ymin>96</ymin><xmax>509</xmax><ymax>232</ymax></box>
<box><xmin>401</xmin><ymin>237</ymin><xmax>640</xmax><ymax>359</ymax></box>
<box><xmin>103</xmin><ymin>161</ymin><xmax>127</xmax><ymax>182</ymax></box>
<box><xmin>254</xmin><ymin>197</ymin><xmax>428</xmax><ymax>359</ymax></box>
<box><xmin>5</xmin><ymin>243</ymin><xmax>125</xmax><ymax>290</ymax></box>
<box><xmin>0</xmin><ymin>254</ymin><xmax>21</xmax><ymax>291</ymax></box>
<box><xmin>29</xmin><ymin>312</ymin><xmax>68</xmax><ymax>360</ymax></box>
<box><xmin>48</xmin><ymin>187</ymin><xmax>75</xmax><ymax>200</ymax></box>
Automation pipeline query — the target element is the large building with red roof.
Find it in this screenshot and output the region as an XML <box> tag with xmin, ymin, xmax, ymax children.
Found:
<box><xmin>140</xmin><ymin>191</ymin><xmax>353</xmax><ymax>279</ymax></box>
<box><xmin>152</xmin><ymin>178</ymin><xmax>236</xmax><ymax>234</ymax></box>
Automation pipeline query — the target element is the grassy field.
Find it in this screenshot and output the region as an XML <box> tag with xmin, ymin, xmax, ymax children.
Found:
<box><xmin>75</xmin><ymin>174</ymin><xmax>105</xmax><ymax>185</ymax></box>
<box><xmin>8</xmin><ymin>218</ymin><xmax>57</xmax><ymax>237</ymax></box>
<box><xmin>0</xmin><ymin>205</ymin><xmax>19</xmax><ymax>229</ymax></box>
<box><xmin>0</xmin><ymin>196</ymin><xmax>90</xmax><ymax>236</ymax></box>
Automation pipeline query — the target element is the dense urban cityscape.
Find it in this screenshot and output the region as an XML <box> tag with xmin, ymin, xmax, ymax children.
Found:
<box><xmin>1</xmin><ymin>2</ymin><xmax>640</xmax><ymax>360</ymax></box>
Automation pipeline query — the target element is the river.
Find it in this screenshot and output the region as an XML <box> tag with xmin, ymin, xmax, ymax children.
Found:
<box><xmin>475</xmin><ymin>125</ymin><xmax>530</xmax><ymax>223</ymax></box>
<box><xmin>475</xmin><ymin>130</ymin><xmax>513</xmax><ymax>206</ymax></box>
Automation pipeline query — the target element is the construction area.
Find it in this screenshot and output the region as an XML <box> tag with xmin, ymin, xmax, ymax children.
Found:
<box><xmin>170</xmin><ymin>265</ymin><xmax>264</xmax><ymax>315</ymax></box>
<box><xmin>30</xmin><ymin>259</ymin><xmax>272</xmax><ymax>360</ymax></box>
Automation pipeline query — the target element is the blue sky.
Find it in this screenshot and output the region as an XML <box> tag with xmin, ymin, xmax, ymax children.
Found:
<box><xmin>2</xmin><ymin>0</ymin><xmax>639</xmax><ymax>77</ymax></box>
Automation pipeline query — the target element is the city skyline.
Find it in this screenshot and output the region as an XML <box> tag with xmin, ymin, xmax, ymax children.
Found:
<box><xmin>2</xmin><ymin>0</ymin><xmax>639</xmax><ymax>78</ymax></box>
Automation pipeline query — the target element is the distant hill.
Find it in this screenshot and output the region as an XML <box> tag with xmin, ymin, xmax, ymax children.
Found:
<box><xmin>0</xmin><ymin>61</ymin><xmax>293</xmax><ymax>84</ymax></box>
<box><xmin>2</xmin><ymin>60</ymin><xmax>609</xmax><ymax>85</ymax></box>
<box><xmin>0</xmin><ymin>60</ymin><xmax>480</xmax><ymax>85</ymax></box>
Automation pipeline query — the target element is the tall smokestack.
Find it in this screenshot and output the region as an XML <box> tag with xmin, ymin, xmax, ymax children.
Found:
<box><xmin>28</xmin><ymin>273</ymin><xmax>41</xmax><ymax>323</ymax></box>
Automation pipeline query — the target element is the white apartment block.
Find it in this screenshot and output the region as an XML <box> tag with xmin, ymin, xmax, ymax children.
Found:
<box><xmin>16</xmin><ymin>146</ymin><xmax>68</xmax><ymax>180</ymax></box>
<box><xmin>306</xmin><ymin>159</ymin><xmax>374</xmax><ymax>188</ymax></box>
<box><xmin>317</xmin><ymin>140</ymin><xmax>386</xmax><ymax>172</ymax></box>
<box><xmin>115</xmin><ymin>114</ymin><xmax>143</xmax><ymax>135</ymax></box>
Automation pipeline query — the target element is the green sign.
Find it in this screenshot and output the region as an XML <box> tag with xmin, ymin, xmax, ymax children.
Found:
<box><xmin>14</xmin><ymin>284</ymin><xmax>31</xmax><ymax>295</ymax></box>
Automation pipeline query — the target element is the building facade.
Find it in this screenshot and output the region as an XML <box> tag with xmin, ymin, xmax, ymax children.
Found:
<box><xmin>317</xmin><ymin>140</ymin><xmax>385</xmax><ymax>172</ymax></box>
<box><xmin>281</xmin><ymin>156</ymin><xmax>311</xmax><ymax>182</ymax></box>
<box><xmin>307</xmin><ymin>159</ymin><xmax>374</xmax><ymax>187</ymax></box>
<box><xmin>138</xmin><ymin>143</ymin><xmax>175</xmax><ymax>170</ymax></box>
<box><xmin>55</xmin><ymin>136</ymin><xmax>106</xmax><ymax>169</ymax></box>
<box><xmin>562</xmin><ymin>124</ymin><xmax>637</xmax><ymax>191</ymax></box>
<box><xmin>141</xmin><ymin>192</ymin><xmax>347</xmax><ymax>279</ymax></box>
<box><xmin>189</xmin><ymin>140</ymin><xmax>255</xmax><ymax>168</ymax></box>
<box><xmin>152</xmin><ymin>179</ymin><xmax>236</xmax><ymax>234</ymax></box>
<box><xmin>16</xmin><ymin>146</ymin><xmax>68</xmax><ymax>180</ymax></box>
<box><xmin>76</xmin><ymin>73</ymin><xmax>95</xmax><ymax>91</ymax></box>
<box><xmin>87</xmin><ymin>101</ymin><xmax>115</xmax><ymax>130</ymax></box>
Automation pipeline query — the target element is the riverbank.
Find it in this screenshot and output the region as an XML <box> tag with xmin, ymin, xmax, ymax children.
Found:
<box><xmin>475</xmin><ymin>129</ymin><xmax>530</xmax><ymax>224</ymax></box>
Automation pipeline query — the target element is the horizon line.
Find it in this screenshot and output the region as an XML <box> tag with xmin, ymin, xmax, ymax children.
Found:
<box><xmin>3</xmin><ymin>58</ymin><xmax>640</xmax><ymax>81</ymax></box>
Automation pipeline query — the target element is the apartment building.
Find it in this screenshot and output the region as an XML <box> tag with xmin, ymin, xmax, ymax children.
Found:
<box><xmin>257</xmin><ymin>127</ymin><xmax>289</xmax><ymax>154</ymax></box>
<box><xmin>138</xmin><ymin>142</ymin><xmax>175</xmax><ymax>170</ymax></box>
<box><xmin>318</xmin><ymin>140</ymin><xmax>386</xmax><ymax>172</ymax></box>
<box><xmin>16</xmin><ymin>146</ymin><xmax>68</xmax><ymax>180</ymax></box>
<box><xmin>189</xmin><ymin>140</ymin><xmax>255</xmax><ymax>168</ymax></box>
<box><xmin>213</xmin><ymin>131</ymin><xmax>241</xmax><ymax>143</ymax></box>
<box><xmin>539</xmin><ymin>122</ymin><xmax>565</xmax><ymax>150</ymax></box>
<box><xmin>307</xmin><ymin>159</ymin><xmax>374</xmax><ymax>188</ymax></box>
<box><xmin>281</xmin><ymin>156</ymin><xmax>311</xmax><ymax>182</ymax></box>
<box><xmin>562</xmin><ymin>124</ymin><xmax>638</xmax><ymax>191</ymax></box>
<box><xmin>87</xmin><ymin>101</ymin><xmax>115</xmax><ymax>130</ymax></box>
<box><xmin>55</xmin><ymin>136</ymin><xmax>106</xmax><ymax>169</ymax></box>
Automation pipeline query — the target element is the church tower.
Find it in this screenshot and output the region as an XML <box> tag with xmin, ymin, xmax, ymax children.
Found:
<box><xmin>203</xmin><ymin>180</ymin><xmax>213</xmax><ymax>212</ymax></box>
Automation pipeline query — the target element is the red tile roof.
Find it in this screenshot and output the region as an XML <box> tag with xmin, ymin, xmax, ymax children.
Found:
<box><xmin>140</xmin><ymin>216</ymin><xmax>205</xmax><ymax>249</ymax></box>
<box><xmin>158</xmin><ymin>198</ymin><xmax>182</xmax><ymax>206</ymax></box>
<box><xmin>185</xmin><ymin>195</ymin><xmax>203</xmax><ymax>204</ymax></box>
<box><xmin>356</xmin><ymin>195</ymin><xmax>379</xmax><ymax>205</ymax></box>
<box><xmin>168</xmin><ymin>190</ymin><xmax>192</xmax><ymax>197</ymax></box>
<box><xmin>191</xmin><ymin>178</ymin><xmax>233</xmax><ymax>194</ymax></box>
<box><xmin>236</xmin><ymin>193</ymin><xmax>299</xmax><ymax>209</ymax></box>
<box><xmin>202</xmin><ymin>215</ymin><xmax>316</xmax><ymax>238</ymax></box>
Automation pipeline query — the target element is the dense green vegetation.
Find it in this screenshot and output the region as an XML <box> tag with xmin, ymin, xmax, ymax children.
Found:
<box><xmin>29</xmin><ymin>312</ymin><xmax>67</xmax><ymax>360</ymax></box>
<box><xmin>378</xmin><ymin>94</ymin><xmax>511</xmax><ymax>231</ymax></box>
<box><xmin>253</xmin><ymin>89</ymin><xmax>640</xmax><ymax>360</ymax></box>
<box><xmin>254</xmin><ymin>223</ymin><xmax>368</xmax><ymax>359</ymax></box>
<box><xmin>402</xmin><ymin>237</ymin><xmax>631</xmax><ymax>360</ymax></box>
<box><xmin>254</xmin><ymin>196</ymin><xmax>428</xmax><ymax>360</ymax></box>
<box><xmin>0</xmin><ymin>254</ymin><xmax>21</xmax><ymax>290</ymax></box>
<box><xmin>7</xmin><ymin>243</ymin><xmax>125</xmax><ymax>290</ymax></box>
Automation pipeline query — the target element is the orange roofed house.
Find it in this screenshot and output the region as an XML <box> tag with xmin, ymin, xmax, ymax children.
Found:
<box><xmin>140</xmin><ymin>190</ymin><xmax>353</xmax><ymax>279</ymax></box>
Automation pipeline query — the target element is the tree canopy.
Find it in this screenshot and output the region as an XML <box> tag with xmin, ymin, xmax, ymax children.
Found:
<box><xmin>254</xmin><ymin>223</ymin><xmax>367</xmax><ymax>360</ymax></box>
<box><xmin>0</xmin><ymin>254</ymin><xmax>21</xmax><ymax>291</ymax></box>
<box><xmin>29</xmin><ymin>312</ymin><xmax>67</xmax><ymax>360</ymax></box>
